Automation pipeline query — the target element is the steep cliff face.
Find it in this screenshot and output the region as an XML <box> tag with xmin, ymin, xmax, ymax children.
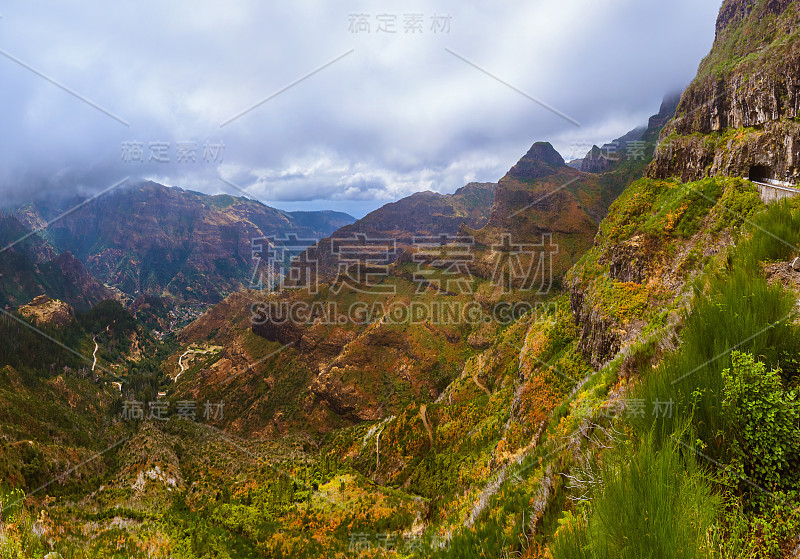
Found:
<box><xmin>566</xmin><ymin>176</ymin><xmax>762</xmax><ymax>368</ymax></box>
<box><xmin>649</xmin><ymin>0</ymin><xmax>800</xmax><ymax>182</ymax></box>
<box><xmin>715</xmin><ymin>0</ymin><xmax>795</xmax><ymax>35</ymax></box>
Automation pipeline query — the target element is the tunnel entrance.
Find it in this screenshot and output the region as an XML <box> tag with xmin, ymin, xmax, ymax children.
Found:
<box><xmin>748</xmin><ymin>165</ymin><xmax>772</xmax><ymax>182</ymax></box>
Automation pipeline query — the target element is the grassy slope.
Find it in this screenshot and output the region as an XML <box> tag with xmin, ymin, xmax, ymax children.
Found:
<box><xmin>0</xmin><ymin>125</ymin><xmax>666</xmax><ymax>558</ymax></box>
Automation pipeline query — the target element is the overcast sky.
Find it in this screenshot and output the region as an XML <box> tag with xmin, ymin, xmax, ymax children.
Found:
<box><xmin>0</xmin><ymin>0</ymin><xmax>721</xmax><ymax>218</ymax></box>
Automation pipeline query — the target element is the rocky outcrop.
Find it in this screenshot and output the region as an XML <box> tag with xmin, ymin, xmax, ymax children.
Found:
<box><xmin>716</xmin><ymin>0</ymin><xmax>794</xmax><ymax>35</ymax></box>
<box><xmin>651</xmin><ymin>115</ymin><xmax>800</xmax><ymax>183</ymax></box>
<box><xmin>580</xmin><ymin>145</ymin><xmax>615</xmax><ymax>173</ymax></box>
<box><xmin>250</xmin><ymin>308</ymin><xmax>304</xmax><ymax>347</ymax></box>
<box><xmin>506</xmin><ymin>142</ymin><xmax>565</xmax><ymax>180</ymax></box>
<box><xmin>309</xmin><ymin>369</ymin><xmax>367</xmax><ymax>420</ymax></box>
<box><xmin>649</xmin><ymin>0</ymin><xmax>800</xmax><ymax>182</ymax></box>
<box><xmin>667</xmin><ymin>57</ymin><xmax>800</xmax><ymax>137</ymax></box>
<box><xmin>607</xmin><ymin>235</ymin><xmax>651</xmax><ymax>284</ymax></box>
<box><xmin>249</xmin><ymin>302</ymin><xmax>355</xmax><ymax>359</ymax></box>
<box><xmin>18</xmin><ymin>295</ymin><xmax>74</xmax><ymax>327</ymax></box>
<box><xmin>568</xmin><ymin>288</ymin><xmax>620</xmax><ymax>369</ymax></box>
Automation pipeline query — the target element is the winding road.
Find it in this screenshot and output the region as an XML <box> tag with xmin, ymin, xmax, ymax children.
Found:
<box><xmin>751</xmin><ymin>179</ymin><xmax>800</xmax><ymax>202</ymax></box>
<box><xmin>91</xmin><ymin>326</ymin><xmax>123</xmax><ymax>393</ymax></box>
<box><xmin>91</xmin><ymin>336</ymin><xmax>99</xmax><ymax>372</ymax></box>
<box><xmin>175</xmin><ymin>347</ymin><xmax>220</xmax><ymax>383</ymax></box>
<box><xmin>175</xmin><ymin>349</ymin><xmax>192</xmax><ymax>383</ymax></box>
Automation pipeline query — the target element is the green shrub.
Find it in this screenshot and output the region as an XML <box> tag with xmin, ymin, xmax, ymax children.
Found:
<box><xmin>711</xmin><ymin>495</ymin><xmax>800</xmax><ymax>558</ymax></box>
<box><xmin>551</xmin><ymin>431</ymin><xmax>718</xmax><ymax>559</ymax></box>
<box><xmin>721</xmin><ymin>351</ymin><xmax>800</xmax><ymax>493</ymax></box>
<box><xmin>633</xmin><ymin>266</ymin><xmax>800</xmax><ymax>459</ymax></box>
<box><xmin>0</xmin><ymin>485</ymin><xmax>25</xmax><ymax>521</ymax></box>
<box><xmin>737</xmin><ymin>199</ymin><xmax>800</xmax><ymax>268</ymax></box>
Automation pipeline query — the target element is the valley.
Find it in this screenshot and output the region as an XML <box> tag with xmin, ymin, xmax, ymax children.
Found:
<box><xmin>2</xmin><ymin>1</ymin><xmax>800</xmax><ymax>557</ymax></box>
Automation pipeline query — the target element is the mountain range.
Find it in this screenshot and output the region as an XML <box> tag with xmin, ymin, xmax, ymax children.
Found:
<box><xmin>2</xmin><ymin>182</ymin><xmax>354</xmax><ymax>308</ymax></box>
<box><xmin>2</xmin><ymin>1</ymin><xmax>799</xmax><ymax>556</ymax></box>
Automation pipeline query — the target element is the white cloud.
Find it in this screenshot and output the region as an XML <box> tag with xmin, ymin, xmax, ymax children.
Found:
<box><xmin>0</xmin><ymin>0</ymin><xmax>722</xmax><ymax>215</ymax></box>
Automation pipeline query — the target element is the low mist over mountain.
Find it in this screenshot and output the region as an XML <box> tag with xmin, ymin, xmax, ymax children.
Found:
<box><xmin>3</xmin><ymin>1</ymin><xmax>800</xmax><ymax>558</ymax></box>
<box><xmin>5</xmin><ymin>181</ymin><xmax>354</xmax><ymax>305</ymax></box>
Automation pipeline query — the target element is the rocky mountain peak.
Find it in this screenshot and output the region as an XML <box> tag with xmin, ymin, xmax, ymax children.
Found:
<box><xmin>647</xmin><ymin>91</ymin><xmax>682</xmax><ymax>130</ymax></box>
<box><xmin>505</xmin><ymin>142</ymin><xmax>566</xmax><ymax>181</ymax></box>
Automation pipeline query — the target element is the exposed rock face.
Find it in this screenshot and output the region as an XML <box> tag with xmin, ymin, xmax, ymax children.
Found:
<box><xmin>607</xmin><ymin>235</ymin><xmax>651</xmax><ymax>284</ymax></box>
<box><xmin>569</xmin><ymin>288</ymin><xmax>621</xmax><ymax>369</ymax></box>
<box><xmin>651</xmin><ymin>118</ymin><xmax>800</xmax><ymax>183</ymax></box>
<box><xmin>506</xmin><ymin>142</ymin><xmax>565</xmax><ymax>180</ymax></box>
<box><xmin>666</xmin><ymin>58</ymin><xmax>800</xmax><ymax>136</ymax></box>
<box><xmin>649</xmin><ymin>1</ymin><xmax>800</xmax><ymax>182</ymax></box>
<box><xmin>250</xmin><ymin>300</ymin><xmax>304</xmax><ymax>347</ymax></box>
<box><xmin>18</xmin><ymin>295</ymin><xmax>74</xmax><ymax>327</ymax></box>
<box><xmin>309</xmin><ymin>369</ymin><xmax>366</xmax><ymax>420</ymax></box>
<box><xmin>716</xmin><ymin>0</ymin><xmax>794</xmax><ymax>35</ymax></box>
<box><xmin>648</xmin><ymin>91</ymin><xmax>682</xmax><ymax>130</ymax></box>
<box><xmin>568</xmin><ymin>233</ymin><xmax>659</xmax><ymax>367</ymax></box>
<box><xmin>580</xmin><ymin>146</ymin><xmax>614</xmax><ymax>174</ymax></box>
<box><xmin>716</xmin><ymin>0</ymin><xmax>757</xmax><ymax>34</ymax></box>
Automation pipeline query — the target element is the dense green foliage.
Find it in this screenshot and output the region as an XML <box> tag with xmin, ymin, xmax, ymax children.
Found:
<box><xmin>557</xmin><ymin>192</ymin><xmax>800</xmax><ymax>558</ymax></box>
<box><xmin>722</xmin><ymin>351</ymin><xmax>800</xmax><ymax>493</ymax></box>
<box><xmin>696</xmin><ymin>0</ymin><xmax>800</xmax><ymax>80</ymax></box>
<box><xmin>552</xmin><ymin>432</ymin><xmax>718</xmax><ymax>559</ymax></box>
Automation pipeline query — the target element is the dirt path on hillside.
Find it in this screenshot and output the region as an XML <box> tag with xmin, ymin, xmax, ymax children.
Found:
<box><xmin>419</xmin><ymin>404</ymin><xmax>434</xmax><ymax>445</ymax></box>
<box><xmin>472</xmin><ymin>356</ymin><xmax>491</xmax><ymax>397</ymax></box>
